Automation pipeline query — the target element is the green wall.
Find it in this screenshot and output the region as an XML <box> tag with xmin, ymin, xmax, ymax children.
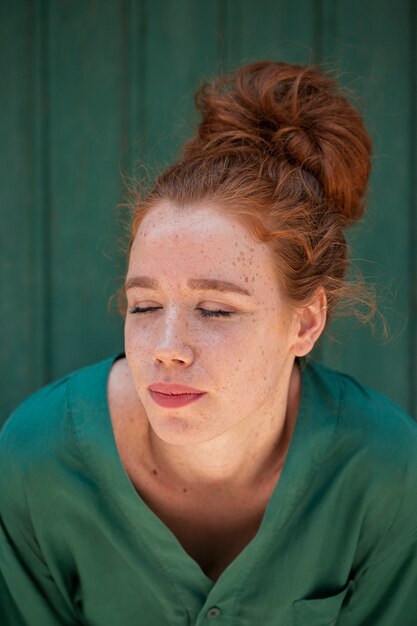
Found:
<box><xmin>1</xmin><ymin>0</ymin><xmax>416</xmax><ymax>424</ymax></box>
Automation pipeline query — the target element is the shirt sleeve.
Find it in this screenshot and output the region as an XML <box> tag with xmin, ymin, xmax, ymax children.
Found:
<box><xmin>0</xmin><ymin>522</ymin><xmax>79</xmax><ymax>626</ymax></box>
<box><xmin>0</xmin><ymin>403</ymin><xmax>81</xmax><ymax>626</ymax></box>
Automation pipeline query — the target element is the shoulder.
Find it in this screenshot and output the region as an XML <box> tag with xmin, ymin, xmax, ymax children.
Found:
<box><xmin>308</xmin><ymin>358</ymin><xmax>417</xmax><ymax>554</ymax></box>
<box><xmin>306</xmin><ymin>356</ymin><xmax>417</xmax><ymax>491</ymax></box>
<box><xmin>308</xmin><ymin>357</ymin><xmax>417</xmax><ymax>452</ymax></box>
<box><xmin>0</xmin><ymin>354</ymin><xmax>118</xmax><ymax>480</ymax></box>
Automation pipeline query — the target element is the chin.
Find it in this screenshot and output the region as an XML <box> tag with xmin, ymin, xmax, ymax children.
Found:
<box><xmin>147</xmin><ymin>414</ymin><xmax>222</xmax><ymax>446</ymax></box>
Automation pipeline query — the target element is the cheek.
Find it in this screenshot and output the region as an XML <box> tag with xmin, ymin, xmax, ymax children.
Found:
<box><xmin>124</xmin><ymin>318</ymin><xmax>145</xmax><ymax>346</ymax></box>
<box><xmin>234</xmin><ymin>324</ymin><xmax>286</xmax><ymax>386</ymax></box>
<box><xmin>123</xmin><ymin>321</ymin><xmax>148</xmax><ymax>374</ymax></box>
<box><xmin>219</xmin><ymin>328</ymin><xmax>275</xmax><ymax>378</ymax></box>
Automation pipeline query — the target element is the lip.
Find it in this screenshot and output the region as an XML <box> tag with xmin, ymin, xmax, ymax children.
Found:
<box><xmin>149</xmin><ymin>390</ymin><xmax>205</xmax><ymax>408</ymax></box>
<box><xmin>148</xmin><ymin>382</ymin><xmax>205</xmax><ymax>395</ymax></box>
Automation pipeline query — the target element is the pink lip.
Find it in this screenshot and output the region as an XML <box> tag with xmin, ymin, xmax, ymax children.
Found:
<box><xmin>149</xmin><ymin>390</ymin><xmax>205</xmax><ymax>408</ymax></box>
<box><xmin>148</xmin><ymin>382</ymin><xmax>204</xmax><ymax>395</ymax></box>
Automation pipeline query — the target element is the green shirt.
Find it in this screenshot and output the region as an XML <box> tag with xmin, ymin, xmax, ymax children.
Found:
<box><xmin>1</xmin><ymin>352</ymin><xmax>417</xmax><ymax>625</ymax></box>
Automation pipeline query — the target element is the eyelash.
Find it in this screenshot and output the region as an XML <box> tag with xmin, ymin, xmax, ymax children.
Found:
<box><xmin>128</xmin><ymin>306</ymin><xmax>233</xmax><ymax>319</ymax></box>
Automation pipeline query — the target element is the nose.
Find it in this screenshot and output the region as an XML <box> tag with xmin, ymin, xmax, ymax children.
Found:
<box><xmin>154</xmin><ymin>308</ymin><xmax>194</xmax><ymax>367</ymax></box>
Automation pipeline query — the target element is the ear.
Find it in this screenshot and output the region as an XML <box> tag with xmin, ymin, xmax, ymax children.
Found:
<box><xmin>290</xmin><ymin>288</ymin><xmax>327</xmax><ymax>358</ymax></box>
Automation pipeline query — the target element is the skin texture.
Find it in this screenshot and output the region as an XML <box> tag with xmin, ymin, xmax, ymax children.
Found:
<box><xmin>121</xmin><ymin>201</ymin><xmax>327</xmax><ymax>497</ymax></box>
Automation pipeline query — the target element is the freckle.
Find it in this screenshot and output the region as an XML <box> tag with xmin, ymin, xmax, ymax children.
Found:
<box><xmin>183</xmin><ymin>488</ymin><xmax>187</xmax><ymax>493</ymax></box>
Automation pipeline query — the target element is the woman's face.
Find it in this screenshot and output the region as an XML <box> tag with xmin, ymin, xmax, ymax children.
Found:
<box><xmin>124</xmin><ymin>201</ymin><xmax>302</xmax><ymax>445</ymax></box>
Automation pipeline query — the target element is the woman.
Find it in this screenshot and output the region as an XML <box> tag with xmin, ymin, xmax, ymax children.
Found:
<box><xmin>1</xmin><ymin>61</ymin><xmax>417</xmax><ymax>625</ymax></box>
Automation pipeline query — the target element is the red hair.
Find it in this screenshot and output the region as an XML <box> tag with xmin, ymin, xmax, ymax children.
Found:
<box><xmin>113</xmin><ymin>61</ymin><xmax>385</xmax><ymax>340</ymax></box>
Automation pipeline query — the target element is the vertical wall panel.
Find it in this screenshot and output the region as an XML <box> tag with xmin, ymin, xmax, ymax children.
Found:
<box><xmin>47</xmin><ymin>1</ymin><xmax>126</xmax><ymax>379</ymax></box>
<box><xmin>319</xmin><ymin>0</ymin><xmax>413</xmax><ymax>410</ymax></box>
<box><xmin>238</xmin><ymin>0</ymin><xmax>318</xmax><ymax>66</ymax></box>
<box><xmin>144</xmin><ymin>0</ymin><xmax>221</xmax><ymax>168</ymax></box>
<box><xmin>411</xmin><ymin>0</ymin><xmax>417</xmax><ymax>417</ymax></box>
<box><xmin>0</xmin><ymin>1</ymin><xmax>40</xmax><ymax>419</ymax></box>
<box><xmin>125</xmin><ymin>0</ymin><xmax>147</xmax><ymax>175</ymax></box>
<box><xmin>33</xmin><ymin>0</ymin><xmax>50</xmax><ymax>387</ymax></box>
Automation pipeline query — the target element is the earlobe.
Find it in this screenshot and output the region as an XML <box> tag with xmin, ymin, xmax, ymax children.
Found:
<box><xmin>291</xmin><ymin>289</ymin><xmax>327</xmax><ymax>357</ymax></box>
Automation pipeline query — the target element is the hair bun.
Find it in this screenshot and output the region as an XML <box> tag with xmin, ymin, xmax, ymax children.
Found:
<box><xmin>183</xmin><ymin>61</ymin><xmax>373</xmax><ymax>225</ymax></box>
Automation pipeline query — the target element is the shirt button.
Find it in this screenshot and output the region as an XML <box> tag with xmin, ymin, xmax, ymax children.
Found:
<box><xmin>207</xmin><ymin>606</ymin><xmax>222</xmax><ymax>619</ymax></box>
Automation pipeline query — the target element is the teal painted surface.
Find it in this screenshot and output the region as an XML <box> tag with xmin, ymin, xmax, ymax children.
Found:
<box><xmin>317</xmin><ymin>0</ymin><xmax>415</xmax><ymax>413</ymax></box>
<box><xmin>1</xmin><ymin>0</ymin><xmax>416</xmax><ymax>423</ymax></box>
<box><xmin>1</xmin><ymin>1</ymin><xmax>43</xmax><ymax>417</ymax></box>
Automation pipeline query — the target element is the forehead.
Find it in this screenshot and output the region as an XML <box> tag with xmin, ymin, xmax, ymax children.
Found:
<box><xmin>130</xmin><ymin>202</ymin><xmax>271</xmax><ymax>272</ymax></box>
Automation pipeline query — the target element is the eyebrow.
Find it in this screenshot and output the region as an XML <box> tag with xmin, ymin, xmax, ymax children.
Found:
<box><xmin>124</xmin><ymin>276</ymin><xmax>252</xmax><ymax>297</ymax></box>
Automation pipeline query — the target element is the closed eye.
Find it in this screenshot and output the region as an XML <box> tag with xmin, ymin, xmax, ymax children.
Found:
<box><xmin>198</xmin><ymin>308</ymin><xmax>233</xmax><ymax>318</ymax></box>
<box><xmin>128</xmin><ymin>306</ymin><xmax>233</xmax><ymax>318</ymax></box>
